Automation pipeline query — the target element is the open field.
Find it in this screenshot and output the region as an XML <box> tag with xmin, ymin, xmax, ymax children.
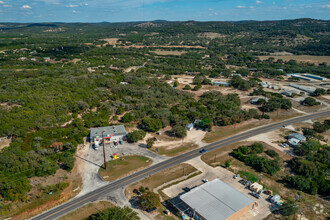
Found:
<box><xmin>99</xmin><ymin>155</ymin><xmax>152</xmax><ymax>181</ymax></box>
<box><xmin>203</xmin><ymin>110</ymin><xmax>302</xmax><ymax>143</ymax></box>
<box><xmin>152</xmin><ymin>50</ymin><xmax>187</xmax><ymax>56</ymax></box>
<box><xmin>58</xmin><ymin>201</ymin><xmax>114</xmax><ymax>220</ymax></box>
<box><xmin>125</xmin><ymin>163</ymin><xmax>197</xmax><ymax>199</ymax></box>
<box><xmin>258</xmin><ymin>55</ymin><xmax>330</xmax><ymax>65</ymax></box>
<box><xmin>151</xmin><ymin>143</ymin><xmax>199</xmax><ymax>157</ymax></box>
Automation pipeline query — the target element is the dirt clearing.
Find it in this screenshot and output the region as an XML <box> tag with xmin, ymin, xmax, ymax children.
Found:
<box><xmin>258</xmin><ymin>55</ymin><xmax>330</xmax><ymax>65</ymax></box>
<box><xmin>152</xmin><ymin>50</ymin><xmax>187</xmax><ymax>56</ymax></box>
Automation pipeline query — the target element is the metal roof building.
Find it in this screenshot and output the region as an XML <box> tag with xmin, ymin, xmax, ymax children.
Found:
<box><xmin>90</xmin><ymin>125</ymin><xmax>127</xmax><ymax>142</ymax></box>
<box><xmin>180</xmin><ymin>179</ymin><xmax>254</xmax><ymax>220</ymax></box>
<box><xmin>288</xmin><ymin>133</ymin><xmax>306</xmax><ymax>142</ymax></box>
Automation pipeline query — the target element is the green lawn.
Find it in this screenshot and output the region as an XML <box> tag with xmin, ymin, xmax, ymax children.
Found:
<box><xmin>99</xmin><ymin>155</ymin><xmax>152</xmax><ymax>181</ymax></box>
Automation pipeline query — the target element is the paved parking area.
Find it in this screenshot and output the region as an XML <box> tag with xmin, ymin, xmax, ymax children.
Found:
<box><xmin>163</xmin><ymin>157</ymin><xmax>272</xmax><ymax>220</ymax></box>
<box><xmin>78</xmin><ymin>142</ymin><xmax>168</xmax><ymax>196</ymax></box>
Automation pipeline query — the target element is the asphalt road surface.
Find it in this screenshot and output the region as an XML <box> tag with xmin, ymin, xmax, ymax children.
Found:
<box><xmin>32</xmin><ymin>110</ymin><xmax>330</xmax><ymax>220</ymax></box>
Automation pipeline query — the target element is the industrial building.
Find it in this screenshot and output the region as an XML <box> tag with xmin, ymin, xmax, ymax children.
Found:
<box><xmin>289</xmin><ymin>83</ymin><xmax>316</xmax><ymax>94</ymax></box>
<box><xmin>213</xmin><ymin>81</ymin><xmax>230</xmax><ymax>87</ymax></box>
<box><xmin>281</xmin><ymin>89</ymin><xmax>299</xmax><ymax>97</ymax></box>
<box><xmin>302</xmin><ymin>74</ymin><xmax>326</xmax><ymax>81</ymax></box>
<box><xmin>286</xmin><ymin>73</ymin><xmax>315</xmax><ymax>81</ymax></box>
<box><xmin>171</xmin><ymin>179</ymin><xmax>254</xmax><ymax>220</ymax></box>
<box><xmin>90</xmin><ymin>125</ymin><xmax>127</xmax><ymax>147</ymax></box>
<box><xmin>250</xmin><ymin>97</ymin><xmax>268</xmax><ymax>104</ymax></box>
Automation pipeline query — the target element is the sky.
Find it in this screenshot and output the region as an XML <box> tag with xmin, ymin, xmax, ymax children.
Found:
<box><xmin>0</xmin><ymin>0</ymin><xmax>329</xmax><ymax>23</ymax></box>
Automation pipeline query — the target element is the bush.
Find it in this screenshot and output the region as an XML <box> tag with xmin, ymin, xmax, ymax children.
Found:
<box><xmin>302</xmin><ymin>97</ymin><xmax>320</xmax><ymax>106</ymax></box>
<box><xmin>265</xmin><ymin>149</ymin><xmax>279</xmax><ymax>158</ymax></box>
<box><xmin>138</xmin><ymin>192</ymin><xmax>161</xmax><ymax>211</ymax></box>
<box><xmin>224</xmin><ymin>159</ymin><xmax>231</xmax><ymax>168</ymax></box>
<box><xmin>193</xmin><ymin>84</ymin><xmax>202</xmax><ymax>91</ymax></box>
<box><xmin>122</xmin><ymin>113</ymin><xmax>135</xmax><ymax>123</ymax></box>
<box><xmin>127</xmin><ymin>130</ymin><xmax>146</xmax><ymax>142</ymax></box>
<box><xmin>146</xmin><ymin>138</ymin><xmax>155</xmax><ymax>148</ymax></box>
<box><xmin>263</xmin><ymin>114</ymin><xmax>270</xmax><ymax>119</ymax></box>
<box><xmin>183</xmin><ymin>85</ymin><xmax>191</xmax><ymax>90</ymax></box>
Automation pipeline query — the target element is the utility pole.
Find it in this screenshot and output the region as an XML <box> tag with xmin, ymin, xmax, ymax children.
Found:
<box><xmin>102</xmin><ymin>131</ymin><xmax>107</xmax><ymax>170</ymax></box>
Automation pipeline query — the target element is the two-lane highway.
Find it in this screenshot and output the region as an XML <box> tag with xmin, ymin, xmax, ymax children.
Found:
<box><xmin>32</xmin><ymin>110</ymin><xmax>330</xmax><ymax>220</ymax></box>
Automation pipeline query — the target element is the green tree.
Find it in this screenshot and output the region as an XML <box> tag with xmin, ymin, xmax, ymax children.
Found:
<box><xmin>170</xmin><ymin>125</ymin><xmax>187</xmax><ymax>138</ymax></box>
<box><xmin>87</xmin><ymin>206</ymin><xmax>140</xmax><ymax>220</ymax></box>
<box><xmin>138</xmin><ymin>191</ymin><xmax>161</xmax><ymax>211</ymax></box>
<box><xmin>279</xmin><ymin>200</ymin><xmax>298</xmax><ymax>217</ymax></box>
<box><xmin>142</xmin><ymin>117</ymin><xmax>162</xmax><ymax>132</ymax></box>
<box><xmin>302</xmin><ymin>97</ymin><xmax>320</xmax><ymax>106</ymax></box>
<box><xmin>146</xmin><ymin>138</ymin><xmax>155</xmax><ymax>148</ymax></box>
<box><xmin>127</xmin><ymin>130</ymin><xmax>146</xmax><ymax>142</ymax></box>
<box><xmin>122</xmin><ymin>113</ymin><xmax>135</xmax><ymax>123</ymax></box>
<box><xmin>173</xmin><ymin>81</ymin><xmax>179</xmax><ymax>87</ymax></box>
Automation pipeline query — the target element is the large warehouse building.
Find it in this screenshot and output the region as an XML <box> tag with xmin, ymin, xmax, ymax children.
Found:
<box><xmin>178</xmin><ymin>179</ymin><xmax>254</xmax><ymax>220</ymax></box>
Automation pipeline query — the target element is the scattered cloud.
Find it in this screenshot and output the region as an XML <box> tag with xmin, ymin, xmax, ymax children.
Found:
<box><xmin>0</xmin><ymin>1</ymin><xmax>4</xmax><ymax>4</ymax></box>
<box><xmin>3</xmin><ymin>5</ymin><xmax>11</xmax><ymax>7</ymax></box>
<box><xmin>236</xmin><ymin>5</ymin><xmax>246</xmax><ymax>9</ymax></box>
<box><xmin>321</xmin><ymin>5</ymin><xmax>330</xmax><ymax>8</ymax></box>
<box><xmin>72</xmin><ymin>10</ymin><xmax>78</xmax><ymax>13</ymax></box>
<box><xmin>250</xmin><ymin>6</ymin><xmax>254</xmax><ymax>9</ymax></box>
<box><xmin>66</xmin><ymin>4</ymin><xmax>78</xmax><ymax>8</ymax></box>
<box><xmin>22</xmin><ymin>5</ymin><xmax>32</xmax><ymax>9</ymax></box>
<box><xmin>256</xmin><ymin>0</ymin><xmax>263</xmax><ymax>4</ymax></box>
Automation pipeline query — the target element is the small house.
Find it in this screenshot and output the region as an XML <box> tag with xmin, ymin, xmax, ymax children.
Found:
<box><xmin>288</xmin><ymin>133</ymin><xmax>306</xmax><ymax>142</ymax></box>
<box><xmin>213</xmin><ymin>81</ymin><xmax>230</xmax><ymax>87</ymax></box>
<box><xmin>288</xmin><ymin>138</ymin><xmax>300</xmax><ymax>146</ymax></box>
<box><xmin>186</xmin><ymin>123</ymin><xmax>194</xmax><ymax>131</ymax></box>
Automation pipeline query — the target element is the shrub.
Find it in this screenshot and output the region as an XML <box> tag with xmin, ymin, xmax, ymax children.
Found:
<box><xmin>127</xmin><ymin>130</ymin><xmax>146</xmax><ymax>142</ymax></box>
<box><xmin>265</xmin><ymin>149</ymin><xmax>279</xmax><ymax>158</ymax></box>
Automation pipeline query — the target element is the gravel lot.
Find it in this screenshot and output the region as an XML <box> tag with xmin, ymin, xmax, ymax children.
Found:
<box><xmin>78</xmin><ymin>141</ymin><xmax>168</xmax><ymax>196</ymax></box>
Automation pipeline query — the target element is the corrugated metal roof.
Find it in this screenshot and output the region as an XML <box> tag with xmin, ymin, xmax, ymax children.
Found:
<box><xmin>289</xmin><ymin>133</ymin><xmax>306</xmax><ymax>141</ymax></box>
<box><xmin>180</xmin><ymin>179</ymin><xmax>253</xmax><ymax>220</ymax></box>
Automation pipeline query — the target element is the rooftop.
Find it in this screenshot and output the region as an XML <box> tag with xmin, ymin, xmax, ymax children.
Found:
<box><xmin>90</xmin><ymin>125</ymin><xmax>127</xmax><ymax>138</ymax></box>
<box><xmin>180</xmin><ymin>179</ymin><xmax>253</xmax><ymax>220</ymax></box>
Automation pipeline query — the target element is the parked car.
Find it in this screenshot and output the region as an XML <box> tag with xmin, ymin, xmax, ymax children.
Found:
<box><xmin>233</xmin><ymin>174</ymin><xmax>240</xmax><ymax>179</ymax></box>
<box><xmin>199</xmin><ymin>149</ymin><xmax>207</xmax><ymax>153</ymax></box>
<box><xmin>202</xmin><ymin>179</ymin><xmax>208</xmax><ymax>183</ymax></box>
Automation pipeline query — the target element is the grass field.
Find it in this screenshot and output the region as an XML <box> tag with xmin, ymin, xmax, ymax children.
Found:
<box><xmin>99</xmin><ymin>155</ymin><xmax>152</xmax><ymax>181</ymax></box>
<box><xmin>152</xmin><ymin>50</ymin><xmax>187</xmax><ymax>56</ymax></box>
<box><xmin>203</xmin><ymin>110</ymin><xmax>302</xmax><ymax>143</ymax></box>
<box><xmin>258</xmin><ymin>55</ymin><xmax>330</xmax><ymax>64</ymax></box>
<box><xmin>125</xmin><ymin>163</ymin><xmax>197</xmax><ymax>199</ymax></box>
<box><xmin>58</xmin><ymin>201</ymin><xmax>114</xmax><ymax>220</ymax></box>
<box><xmin>152</xmin><ymin>143</ymin><xmax>199</xmax><ymax>157</ymax></box>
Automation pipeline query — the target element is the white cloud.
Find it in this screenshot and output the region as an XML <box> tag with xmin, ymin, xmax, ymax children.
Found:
<box><xmin>66</xmin><ymin>4</ymin><xmax>78</xmax><ymax>8</ymax></box>
<box><xmin>3</xmin><ymin>5</ymin><xmax>11</xmax><ymax>7</ymax></box>
<box><xmin>236</xmin><ymin>5</ymin><xmax>246</xmax><ymax>9</ymax></box>
<box><xmin>0</xmin><ymin>1</ymin><xmax>4</xmax><ymax>4</ymax></box>
<box><xmin>22</xmin><ymin>5</ymin><xmax>31</xmax><ymax>9</ymax></box>
<box><xmin>72</xmin><ymin>10</ymin><xmax>78</xmax><ymax>13</ymax></box>
<box><xmin>321</xmin><ymin>5</ymin><xmax>330</xmax><ymax>8</ymax></box>
<box><xmin>256</xmin><ymin>0</ymin><xmax>263</xmax><ymax>4</ymax></box>
<box><xmin>250</xmin><ymin>6</ymin><xmax>254</xmax><ymax>9</ymax></box>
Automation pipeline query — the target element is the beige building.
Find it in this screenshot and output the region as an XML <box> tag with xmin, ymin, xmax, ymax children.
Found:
<box><xmin>179</xmin><ymin>179</ymin><xmax>255</xmax><ymax>220</ymax></box>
